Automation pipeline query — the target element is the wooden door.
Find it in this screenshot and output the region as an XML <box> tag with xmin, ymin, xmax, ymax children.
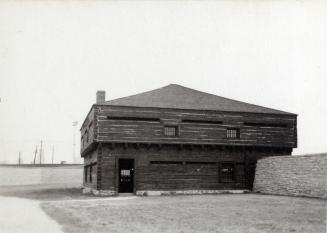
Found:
<box><xmin>118</xmin><ymin>159</ymin><xmax>134</xmax><ymax>193</ymax></box>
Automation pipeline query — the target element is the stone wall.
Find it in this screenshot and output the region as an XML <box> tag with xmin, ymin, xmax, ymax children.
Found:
<box><xmin>0</xmin><ymin>165</ymin><xmax>83</xmax><ymax>186</ymax></box>
<box><xmin>254</xmin><ymin>153</ymin><xmax>327</xmax><ymax>198</ymax></box>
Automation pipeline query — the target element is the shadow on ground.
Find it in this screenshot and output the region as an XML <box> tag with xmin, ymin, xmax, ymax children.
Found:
<box><xmin>0</xmin><ymin>184</ymin><xmax>99</xmax><ymax>201</ymax></box>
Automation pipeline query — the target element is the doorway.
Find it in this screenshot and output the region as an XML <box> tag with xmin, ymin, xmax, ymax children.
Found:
<box><xmin>118</xmin><ymin>159</ymin><xmax>134</xmax><ymax>193</ymax></box>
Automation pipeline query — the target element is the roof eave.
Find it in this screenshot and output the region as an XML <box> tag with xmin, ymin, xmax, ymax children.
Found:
<box><xmin>97</xmin><ymin>104</ymin><xmax>297</xmax><ymax>116</ymax></box>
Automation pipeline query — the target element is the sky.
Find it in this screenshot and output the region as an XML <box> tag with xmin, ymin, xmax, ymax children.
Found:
<box><xmin>0</xmin><ymin>1</ymin><xmax>326</xmax><ymax>164</ymax></box>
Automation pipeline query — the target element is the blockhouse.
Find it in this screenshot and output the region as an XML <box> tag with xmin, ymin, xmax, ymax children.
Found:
<box><xmin>81</xmin><ymin>84</ymin><xmax>297</xmax><ymax>195</ymax></box>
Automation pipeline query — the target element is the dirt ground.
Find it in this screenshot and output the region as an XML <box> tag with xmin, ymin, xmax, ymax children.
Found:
<box><xmin>0</xmin><ymin>185</ymin><xmax>326</xmax><ymax>233</ymax></box>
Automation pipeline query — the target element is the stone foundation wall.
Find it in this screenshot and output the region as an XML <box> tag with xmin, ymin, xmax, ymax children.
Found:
<box><xmin>254</xmin><ymin>153</ymin><xmax>327</xmax><ymax>198</ymax></box>
<box><xmin>136</xmin><ymin>190</ymin><xmax>249</xmax><ymax>196</ymax></box>
<box><xmin>81</xmin><ymin>187</ymin><xmax>248</xmax><ymax>196</ymax></box>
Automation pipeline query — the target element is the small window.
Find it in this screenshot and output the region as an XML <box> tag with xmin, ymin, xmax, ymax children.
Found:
<box><xmin>164</xmin><ymin>126</ymin><xmax>178</xmax><ymax>137</ymax></box>
<box><xmin>89</xmin><ymin>166</ymin><xmax>92</xmax><ymax>183</ymax></box>
<box><xmin>84</xmin><ymin>166</ymin><xmax>88</xmax><ymax>183</ymax></box>
<box><xmin>226</xmin><ymin>128</ymin><xmax>240</xmax><ymax>138</ymax></box>
<box><xmin>86</xmin><ymin>130</ymin><xmax>89</xmax><ymax>143</ymax></box>
<box><xmin>220</xmin><ymin>163</ymin><xmax>235</xmax><ymax>182</ymax></box>
<box><xmin>120</xmin><ymin>169</ymin><xmax>131</xmax><ymax>176</ymax></box>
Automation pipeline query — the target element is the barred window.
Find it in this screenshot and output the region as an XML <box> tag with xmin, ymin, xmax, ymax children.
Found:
<box><xmin>226</xmin><ymin>128</ymin><xmax>240</xmax><ymax>138</ymax></box>
<box><xmin>220</xmin><ymin>163</ymin><xmax>235</xmax><ymax>182</ymax></box>
<box><xmin>121</xmin><ymin>169</ymin><xmax>131</xmax><ymax>176</ymax></box>
<box><xmin>164</xmin><ymin>126</ymin><xmax>178</xmax><ymax>137</ymax></box>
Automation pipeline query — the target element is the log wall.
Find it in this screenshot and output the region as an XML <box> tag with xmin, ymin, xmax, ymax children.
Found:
<box><xmin>95</xmin><ymin>144</ymin><xmax>290</xmax><ymax>193</ymax></box>
<box><xmin>81</xmin><ymin>108</ymin><xmax>96</xmax><ymax>152</ymax></box>
<box><xmin>81</xmin><ymin>105</ymin><xmax>297</xmax><ymax>155</ymax></box>
<box><xmin>83</xmin><ymin>149</ymin><xmax>98</xmax><ymax>189</ymax></box>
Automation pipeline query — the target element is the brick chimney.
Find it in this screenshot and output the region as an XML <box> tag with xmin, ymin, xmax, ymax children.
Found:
<box><xmin>96</xmin><ymin>90</ymin><xmax>106</xmax><ymax>104</ymax></box>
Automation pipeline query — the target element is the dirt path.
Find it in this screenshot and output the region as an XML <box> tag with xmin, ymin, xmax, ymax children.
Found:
<box><xmin>0</xmin><ymin>196</ymin><xmax>63</xmax><ymax>233</ymax></box>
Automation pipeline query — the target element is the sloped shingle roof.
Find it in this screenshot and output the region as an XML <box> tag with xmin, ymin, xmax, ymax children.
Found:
<box><xmin>103</xmin><ymin>84</ymin><xmax>294</xmax><ymax>115</ymax></box>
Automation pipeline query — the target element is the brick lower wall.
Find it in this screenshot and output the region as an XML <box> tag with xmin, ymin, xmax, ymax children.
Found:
<box><xmin>253</xmin><ymin>153</ymin><xmax>327</xmax><ymax>198</ymax></box>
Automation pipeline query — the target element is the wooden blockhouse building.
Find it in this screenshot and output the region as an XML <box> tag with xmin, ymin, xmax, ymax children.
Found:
<box><xmin>81</xmin><ymin>84</ymin><xmax>297</xmax><ymax>195</ymax></box>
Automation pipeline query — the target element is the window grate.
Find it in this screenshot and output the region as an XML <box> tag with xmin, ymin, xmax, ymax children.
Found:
<box><xmin>164</xmin><ymin>126</ymin><xmax>178</xmax><ymax>136</ymax></box>
<box><xmin>226</xmin><ymin>128</ymin><xmax>240</xmax><ymax>138</ymax></box>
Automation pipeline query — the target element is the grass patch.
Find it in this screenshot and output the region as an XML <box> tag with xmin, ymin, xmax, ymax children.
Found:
<box><xmin>41</xmin><ymin>194</ymin><xmax>327</xmax><ymax>233</ymax></box>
